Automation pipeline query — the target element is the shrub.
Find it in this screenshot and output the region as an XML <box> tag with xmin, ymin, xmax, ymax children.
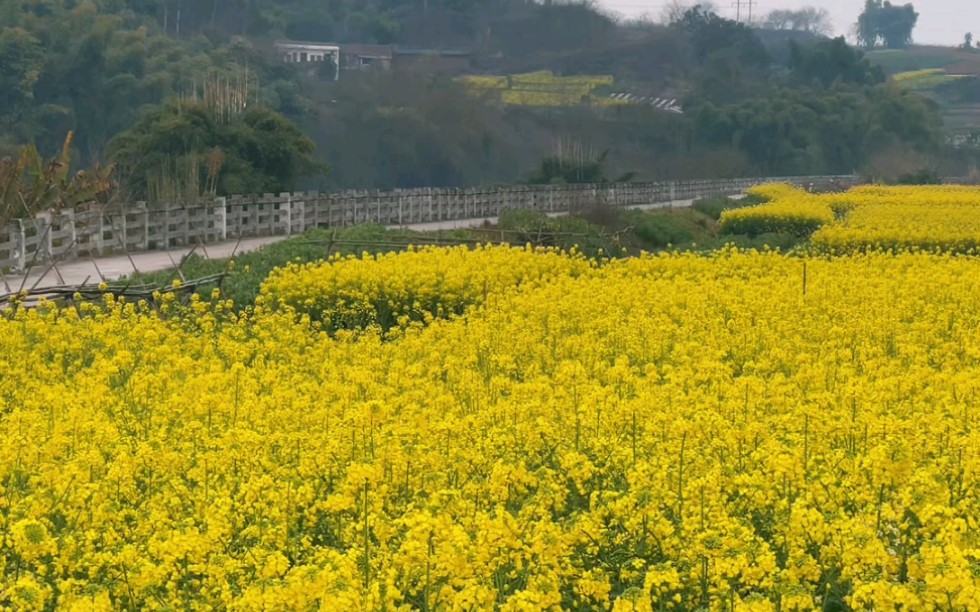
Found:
<box><xmin>896</xmin><ymin>168</ymin><xmax>941</xmax><ymax>185</ymax></box>
<box><xmin>632</xmin><ymin>213</ymin><xmax>695</xmax><ymax>247</ymax></box>
<box><xmin>692</xmin><ymin>195</ymin><xmax>762</xmax><ymax>220</ymax></box>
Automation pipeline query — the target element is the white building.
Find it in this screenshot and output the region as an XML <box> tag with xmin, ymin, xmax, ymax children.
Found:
<box><xmin>274</xmin><ymin>41</ymin><xmax>340</xmax><ymax>80</ymax></box>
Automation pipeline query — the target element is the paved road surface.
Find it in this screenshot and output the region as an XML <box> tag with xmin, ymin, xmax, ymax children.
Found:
<box><xmin>395</xmin><ymin>199</ymin><xmax>696</xmax><ymax>232</ymax></box>
<box><xmin>3</xmin><ymin>199</ymin><xmax>701</xmax><ymax>290</ymax></box>
<box><xmin>2</xmin><ymin>236</ymin><xmax>284</xmax><ymax>292</ymax></box>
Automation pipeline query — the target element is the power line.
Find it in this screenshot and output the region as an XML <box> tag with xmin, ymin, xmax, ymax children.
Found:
<box><xmin>731</xmin><ymin>0</ymin><xmax>756</xmax><ymax>23</ymax></box>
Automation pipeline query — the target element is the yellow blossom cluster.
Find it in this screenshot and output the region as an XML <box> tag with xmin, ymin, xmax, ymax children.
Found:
<box><xmin>4</xmin><ymin>248</ymin><xmax>980</xmax><ymax>609</ymax></box>
<box><xmin>720</xmin><ymin>183</ymin><xmax>980</xmax><ymax>251</ymax></box>
<box><xmin>718</xmin><ymin>185</ymin><xmax>834</xmax><ymax>237</ymax></box>
<box><xmin>258</xmin><ymin>244</ymin><xmax>594</xmax><ymax>332</ymax></box>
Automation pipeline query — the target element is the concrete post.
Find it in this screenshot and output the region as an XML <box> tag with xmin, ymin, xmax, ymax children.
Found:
<box><xmin>36</xmin><ymin>213</ymin><xmax>53</xmax><ymax>261</ymax></box>
<box><xmin>298</xmin><ymin>194</ymin><xmax>308</xmax><ymax>232</ymax></box>
<box><xmin>118</xmin><ymin>209</ymin><xmax>127</xmax><ymax>253</ymax></box>
<box><xmin>141</xmin><ymin>205</ymin><xmax>150</xmax><ymax>250</ymax></box>
<box><xmin>11</xmin><ymin>219</ymin><xmax>26</xmax><ymax>274</ymax></box>
<box><xmin>62</xmin><ymin>210</ymin><xmax>76</xmax><ymax>258</ymax></box>
<box><xmin>95</xmin><ymin>206</ymin><xmax>107</xmax><ymax>255</ymax></box>
<box><xmin>162</xmin><ymin>206</ymin><xmax>170</xmax><ymax>250</ymax></box>
<box><xmin>215</xmin><ymin>197</ymin><xmax>228</xmax><ymax>240</ymax></box>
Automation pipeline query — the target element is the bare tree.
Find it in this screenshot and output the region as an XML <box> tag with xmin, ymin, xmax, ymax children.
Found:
<box><xmin>763</xmin><ymin>6</ymin><xmax>832</xmax><ymax>35</ymax></box>
<box><xmin>660</xmin><ymin>0</ymin><xmax>719</xmax><ymax>25</ymax></box>
<box><xmin>764</xmin><ymin>9</ymin><xmax>793</xmax><ymax>29</ymax></box>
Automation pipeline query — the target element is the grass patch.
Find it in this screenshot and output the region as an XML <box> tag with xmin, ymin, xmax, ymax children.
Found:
<box><xmin>692</xmin><ymin>195</ymin><xmax>764</xmax><ymax>220</ymax></box>
<box><xmin>624</xmin><ymin>209</ymin><xmax>701</xmax><ymax>248</ymax></box>
<box><xmin>496</xmin><ymin>209</ymin><xmax>616</xmax><ymax>257</ymax></box>
<box><xmin>894</xmin><ymin>72</ymin><xmax>960</xmax><ymax>91</ymax></box>
<box><xmin>866</xmin><ymin>48</ymin><xmax>958</xmax><ymax>74</ymax></box>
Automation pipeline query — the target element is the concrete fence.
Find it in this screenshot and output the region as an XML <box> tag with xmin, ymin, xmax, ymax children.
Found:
<box><xmin>0</xmin><ymin>175</ymin><xmax>857</xmax><ymax>273</ymax></box>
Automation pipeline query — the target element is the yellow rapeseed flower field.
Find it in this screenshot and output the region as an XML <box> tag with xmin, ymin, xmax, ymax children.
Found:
<box><xmin>720</xmin><ymin>184</ymin><xmax>980</xmax><ymax>253</ymax></box>
<box><xmin>4</xmin><ymin>241</ymin><xmax>980</xmax><ymax>609</ymax></box>
<box><xmin>892</xmin><ymin>68</ymin><xmax>946</xmax><ymax>83</ymax></box>
<box><xmin>457</xmin><ymin>71</ymin><xmax>615</xmax><ymax>107</ymax></box>
<box><xmin>258</xmin><ymin>245</ymin><xmax>595</xmax><ymax>333</ymax></box>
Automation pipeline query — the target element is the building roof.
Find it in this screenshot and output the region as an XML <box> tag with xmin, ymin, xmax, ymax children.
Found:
<box><xmin>340</xmin><ymin>44</ymin><xmax>394</xmax><ymax>58</ymax></box>
<box><xmin>274</xmin><ymin>40</ymin><xmax>340</xmax><ymax>50</ymax></box>
<box><xmin>393</xmin><ymin>48</ymin><xmax>473</xmax><ymax>57</ymax></box>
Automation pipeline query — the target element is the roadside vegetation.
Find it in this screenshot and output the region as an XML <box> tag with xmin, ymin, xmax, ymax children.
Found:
<box><xmin>121</xmin><ymin>196</ymin><xmax>805</xmax><ymax>308</ymax></box>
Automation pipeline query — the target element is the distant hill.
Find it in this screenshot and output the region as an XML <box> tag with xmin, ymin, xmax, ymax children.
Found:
<box><xmin>1</xmin><ymin>0</ymin><xmax>966</xmax><ymax>189</ymax></box>
<box><xmin>867</xmin><ymin>46</ymin><xmax>980</xmax><ymax>76</ymax></box>
<box><xmin>872</xmin><ymin>46</ymin><xmax>980</xmax><ymax>136</ymax></box>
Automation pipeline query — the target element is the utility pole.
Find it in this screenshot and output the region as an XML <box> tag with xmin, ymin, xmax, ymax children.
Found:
<box><xmin>731</xmin><ymin>0</ymin><xmax>756</xmax><ymax>23</ymax></box>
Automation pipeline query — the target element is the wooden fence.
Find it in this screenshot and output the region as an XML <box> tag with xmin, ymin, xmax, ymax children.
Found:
<box><xmin>0</xmin><ymin>175</ymin><xmax>857</xmax><ymax>273</ymax></box>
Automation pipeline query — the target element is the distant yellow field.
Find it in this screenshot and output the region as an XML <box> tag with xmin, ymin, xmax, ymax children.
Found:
<box><xmin>892</xmin><ymin>68</ymin><xmax>945</xmax><ymax>82</ymax></box>
<box><xmin>457</xmin><ymin>71</ymin><xmax>618</xmax><ymax>107</ymax></box>
<box><xmin>891</xmin><ymin>68</ymin><xmax>966</xmax><ymax>90</ymax></box>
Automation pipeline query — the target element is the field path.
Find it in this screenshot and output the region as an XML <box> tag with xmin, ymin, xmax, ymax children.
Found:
<box><xmin>399</xmin><ymin>199</ymin><xmax>696</xmax><ymax>231</ymax></box>
<box><xmin>2</xmin><ymin>236</ymin><xmax>283</xmax><ymax>292</ymax></box>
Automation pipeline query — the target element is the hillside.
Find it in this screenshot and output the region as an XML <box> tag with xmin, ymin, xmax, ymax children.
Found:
<box><xmin>867</xmin><ymin>45</ymin><xmax>980</xmax><ymax>76</ymax></box>
<box><xmin>0</xmin><ymin>0</ymin><xmax>974</xmax><ymax>193</ymax></box>
<box><xmin>871</xmin><ymin>46</ymin><xmax>980</xmax><ymax>141</ymax></box>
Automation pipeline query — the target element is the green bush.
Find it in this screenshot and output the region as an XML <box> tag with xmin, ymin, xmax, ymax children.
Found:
<box><xmin>631</xmin><ymin>213</ymin><xmax>696</xmax><ymax>248</ymax></box>
<box><xmin>896</xmin><ymin>168</ymin><xmax>941</xmax><ymax>185</ymax></box>
<box><xmin>718</xmin><ymin>215</ymin><xmax>826</xmax><ymax>238</ymax></box>
<box><xmin>497</xmin><ymin>209</ymin><xmax>614</xmax><ymax>257</ymax></box>
<box><xmin>692</xmin><ymin>195</ymin><xmax>763</xmax><ymax>220</ymax></box>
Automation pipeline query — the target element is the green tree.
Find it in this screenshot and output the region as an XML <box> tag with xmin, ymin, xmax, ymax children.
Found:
<box><xmin>0</xmin><ymin>0</ymin><xmax>311</xmax><ymax>161</ymax></box>
<box><xmin>109</xmin><ymin>102</ymin><xmax>324</xmax><ymax>200</ymax></box>
<box><xmin>863</xmin><ymin>85</ymin><xmax>943</xmax><ymax>153</ymax></box>
<box><xmin>675</xmin><ymin>6</ymin><xmax>771</xmax><ymax>105</ymax></box>
<box><xmin>522</xmin><ymin>148</ymin><xmax>631</xmax><ymax>184</ymax></box>
<box><xmin>676</xmin><ymin>6</ymin><xmax>769</xmax><ymax>67</ymax></box>
<box><xmin>788</xmin><ymin>37</ymin><xmax>885</xmax><ymax>88</ymax></box>
<box><xmin>857</xmin><ymin>1</ymin><xmax>918</xmax><ymax>49</ymax></box>
<box><xmin>0</xmin><ymin>27</ymin><xmax>43</xmax><ymax>133</ymax></box>
<box><xmin>691</xmin><ymin>83</ymin><xmax>942</xmax><ymax>175</ymax></box>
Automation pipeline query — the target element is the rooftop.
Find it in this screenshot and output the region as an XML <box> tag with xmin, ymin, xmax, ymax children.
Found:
<box><xmin>341</xmin><ymin>44</ymin><xmax>395</xmax><ymax>57</ymax></box>
<box><xmin>274</xmin><ymin>40</ymin><xmax>340</xmax><ymax>49</ymax></box>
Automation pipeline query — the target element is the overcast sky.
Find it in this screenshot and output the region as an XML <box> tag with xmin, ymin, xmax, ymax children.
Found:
<box><xmin>597</xmin><ymin>0</ymin><xmax>975</xmax><ymax>46</ymax></box>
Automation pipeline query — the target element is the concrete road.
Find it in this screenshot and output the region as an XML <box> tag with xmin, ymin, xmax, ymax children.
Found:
<box><xmin>3</xmin><ymin>198</ymin><xmax>702</xmax><ymax>290</ymax></box>
<box><xmin>388</xmin><ymin>199</ymin><xmax>697</xmax><ymax>232</ymax></box>
<box><xmin>1</xmin><ymin>236</ymin><xmax>285</xmax><ymax>292</ymax></box>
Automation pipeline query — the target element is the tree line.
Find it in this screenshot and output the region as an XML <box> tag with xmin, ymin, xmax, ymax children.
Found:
<box><xmin>0</xmin><ymin>0</ymin><xmax>969</xmax><ymax>201</ymax></box>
